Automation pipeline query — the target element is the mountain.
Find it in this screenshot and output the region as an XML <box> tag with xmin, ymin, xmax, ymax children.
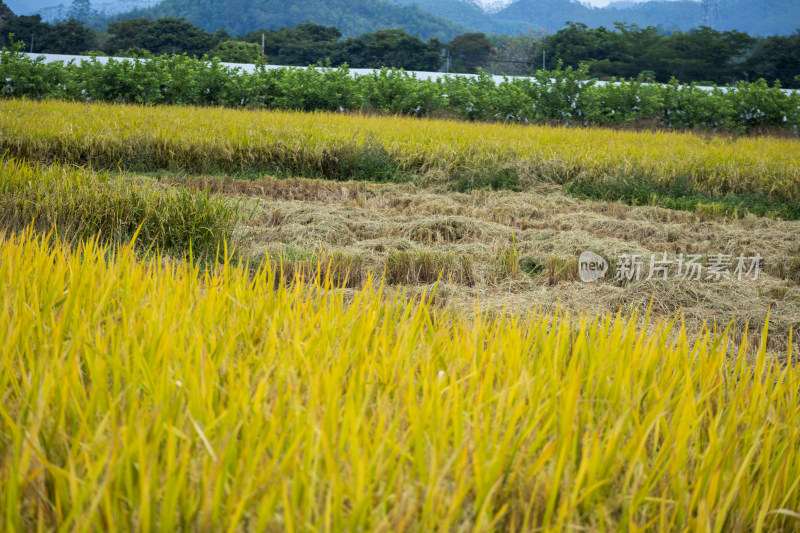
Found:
<box><xmin>393</xmin><ymin>0</ymin><xmax>519</xmax><ymax>34</ymax></box>
<box><xmin>713</xmin><ymin>0</ymin><xmax>800</xmax><ymax>36</ymax></box>
<box><xmin>571</xmin><ymin>0</ymin><xmax>800</xmax><ymax>36</ymax></box>
<box><xmin>492</xmin><ymin>0</ymin><xmax>599</xmax><ymax>32</ymax></box>
<box><xmin>16</xmin><ymin>0</ymin><xmax>800</xmax><ymax>38</ymax></box>
<box><xmin>398</xmin><ymin>0</ymin><xmax>800</xmax><ymax>36</ymax></box>
<box><xmin>394</xmin><ymin>0</ymin><xmax>620</xmax><ymax>34</ymax></box>
<box><xmin>112</xmin><ymin>0</ymin><xmax>467</xmax><ymax>40</ymax></box>
<box><xmin>10</xmin><ymin>1</ymin><xmax>160</xmax><ymax>21</ymax></box>
<box><xmin>471</xmin><ymin>0</ymin><xmax>515</xmax><ymax>12</ymax></box>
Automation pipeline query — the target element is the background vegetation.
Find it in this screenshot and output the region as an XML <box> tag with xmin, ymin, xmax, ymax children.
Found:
<box><xmin>543</xmin><ymin>22</ymin><xmax>800</xmax><ymax>87</ymax></box>
<box><xmin>1</xmin><ymin>4</ymin><xmax>798</xmax><ymax>85</ymax></box>
<box><xmin>105</xmin><ymin>0</ymin><xmax>465</xmax><ymax>40</ymax></box>
<box><xmin>2</xmin><ymin>43</ymin><xmax>798</xmax><ymax>136</ymax></box>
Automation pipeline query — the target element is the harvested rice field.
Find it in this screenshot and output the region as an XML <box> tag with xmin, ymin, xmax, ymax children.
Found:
<box><xmin>1</xmin><ymin>99</ymin><xmax>800</xmax><ymax>531</ymax></box>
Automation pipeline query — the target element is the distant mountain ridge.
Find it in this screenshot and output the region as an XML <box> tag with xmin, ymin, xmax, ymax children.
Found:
<box><xmin>15</xmin><ymin>0</ymin><xmax>800</xmax><ymax>37</ymax></box>
<box><xmin>469</xmin><ymin>0</ymin><xmax>515</xmax><ymax>13</ymax></box>
<box><xmin>396</xmin><ymin>0</ymin><xmax>800</xmax><ymax>36</ymax></box>
<box><xmin>97</xmin><ymin>0</ymin><xmax>467</xmax><ymax>40</ymax></box>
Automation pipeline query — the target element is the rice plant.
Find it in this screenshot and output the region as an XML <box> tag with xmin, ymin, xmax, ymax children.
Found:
<box><xmin>385</xmin><ymin>249</ymin><xmax>476</xmax><ymax>285</ymax></box>
<box><xmin>2</xmin><ymin>100</ymin><xmax>799</xmax><ymax>215</ymax></box>
<box><xmin>0</xmin><ymin>157</ymin><xmax>239</xmax><ymax>256</ymax></box>
<box><xmin>1</xmin><ymin>229</ymin><xmax>799</xmax><ymax>531</ymax></box>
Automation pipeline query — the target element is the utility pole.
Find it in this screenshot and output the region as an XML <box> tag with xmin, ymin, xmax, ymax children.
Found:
<box><xmin>261</xmin><ymin>33</ymin><xmax>265</xmax><ymax>59</ymax></box>
<box><xmin>542</xmin><ymin>50</ymin><xmax>545</xmax><ymax>70</ymax></box>
<box><xmin>30</xmin><ymin>33</ymin><xmax>34</xmax><ymax>54</ymax></box>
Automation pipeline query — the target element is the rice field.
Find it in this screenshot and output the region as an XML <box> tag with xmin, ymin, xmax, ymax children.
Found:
<box><xmin>2</xmin><ymin>99</ymin><xmax>800</xmax><ymax>531</ymax></box>
<box><xmin>1</xmin><ymin>229</ymin><xmax>799</xmax><ymax>531</ymax></box>
<box><xmin>0</xmin><ymin>157</ymin><xmax>238</xmax><ymax>255</ymax></box>
<box><xmin>2</xmin><ymin>99</ymin><xmax>799</xmax><ymax>206</ymax></box>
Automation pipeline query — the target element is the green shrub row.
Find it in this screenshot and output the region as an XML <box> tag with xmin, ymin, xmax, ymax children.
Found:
<box><xmin>2</xmin><ymin>41</ymin><xmax>799</xmax><ymax>133</ymax></box>
<box><xmin>564</xmin><ymin>175</ymin><xmax>800</xmax><ymax>221</ymax></box>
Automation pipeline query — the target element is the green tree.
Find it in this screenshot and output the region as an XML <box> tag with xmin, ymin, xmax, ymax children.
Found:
<box><xmin>0</xmin><ymin>1</ymin><xmax>13</xmax><ymax>23</ymax></box>
<box><xmin>663</xmin><ymin>27</ymin><xmax>755</xmax><ymax>84</ymax></box>
<box><xmin>104</xmin><ymin>17</ymin><xmax>151</xmax><ymax>54</ymax></box>
<box><xmin>542</xmin><ymin>22</ymin><xmax>758</xmax><ymax>84</ymax></box>
<box><xmin>210</xmin><ymin>40</ymin><xmax>262</xmax><ymax>63</ymax></box>
<box><xmin>447</xmin><ymin>32</ymin><xmax>493</xmax><ymax>74</ymax></box>
<box><xmin>746</xmin><ymin>31</ymin><xmax>800</xmax><ymax>88</ymax></box>
<box><xmin>489</xmin><ymin>30</ymin><xmax>545</xmax><ymax>76</ymax></box>
<box><xmin>0</xmin><ymin>15</ymin><xmax>52</xmax><ymax>52</ymax></box>
<box><xmin>238</xmin><ymin>23</ymin><xmax>342</xmax><ymax>65</ymax></box>
<box><xmin>41</xmin><ymin>18</ymin><xmax>95</xmax><ymax>54</ymax></box>
<box><xmin>213</xmin><ymin>28</ymin><xmax>231</xmax><ymax>43</ymax></box>
<box><xmin>66</xmin><ymin>0</ymin><xmax>93</xmax><ymax>23</ymax></box>
<box><xmin>342</xmin><ymin>29</ymin><xmax>442</xmax><ymax>70</ymax></box>
<box><xmin>133</xmin><ymin>17</ymin><xmax>215</xmax><ymax>57</ymax></box>
<box><xmin>541</xmin><ymin>22</ymin><xmax>609</xmax><ymax>69</ymax></box>
<box><xmin>542</xmin><ymin>22</ymin><xmax>666</xmax><ymax>78</ymax></box>
<box><xmin>609</xmin><ymin>23</ymin><xmax>667</xmax><ymax>69</ymax></box>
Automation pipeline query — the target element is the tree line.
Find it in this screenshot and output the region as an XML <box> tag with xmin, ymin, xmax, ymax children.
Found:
<box><xmin>0</xmin><ymin>0</ymin><xmax>797</xmax><ymax>87</ymax></box>
<box><xmin>542</xmin><ymin>22</ymin><xmax>800</xmax><ymax>88</ymax></box>
<box><xmin>0</xmin><ymin>5</ymin><xmax>488</xmax><ymax>73</ymax></box>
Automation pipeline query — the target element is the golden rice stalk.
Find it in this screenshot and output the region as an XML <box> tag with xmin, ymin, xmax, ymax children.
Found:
<box><xmin>1</xmin><ymin>229</ymin><xmax>799</xmax><ymax>531</ymax></box>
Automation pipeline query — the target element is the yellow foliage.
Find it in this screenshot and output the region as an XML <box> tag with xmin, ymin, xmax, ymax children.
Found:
<box><xmin>1</xmin><ymin>229</ymin><xmax>799</xmax><ymax>531</ymax></box>
<box><xmin>2</xmin><ymin>99</ymin><xmax>799</xmax><ymax>202</ymax></box>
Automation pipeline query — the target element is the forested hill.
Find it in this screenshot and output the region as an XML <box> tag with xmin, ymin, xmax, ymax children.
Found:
<box><xmin>560</xmin><ymin>0</ymin><xmax>800</xmax><ymax>37</ymax></box>
<box><xmin>116</xmin><ymin>0</ymin><xmax>466</xmax><ymax>39</ymax></box>
<box><xmin>17</xmin><ymin>0</ymin><xmax>800</xmax><ymax>38</ymax></box>
<box><xmin>0</xmin><ymin>1</ymin><xmax>12</xmax><ymax>21</ymax></box>
<box><xmin>393</xmin><ymin>0</ymin><xmax>509</xmax><ymax>35</ymax></box>
<box><xmin>397</xmin><ymin>0</ymin><xmax>800</xmax><ymax>37</ymax></box>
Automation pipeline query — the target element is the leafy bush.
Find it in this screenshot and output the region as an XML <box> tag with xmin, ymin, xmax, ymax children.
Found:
<box><xmin>210</xmin><ymin>41</ymin><xmax>262</xmax><ymax>64</ymax></box>
<box><xmin>2</xmin><ymin>40</ymin><xmax>799</xmax><ymax>133</ymax></box>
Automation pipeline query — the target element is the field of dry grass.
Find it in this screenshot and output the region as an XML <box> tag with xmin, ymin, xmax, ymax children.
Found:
<box><xmin>2</xmin><ymin>99</ymin><xmax>798</xmax><ymax>349</ymax></box>
<box><xmin>165</xmin><ymin>173</ymin><xmax>799</xmax><ymax>352</ymax></box>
